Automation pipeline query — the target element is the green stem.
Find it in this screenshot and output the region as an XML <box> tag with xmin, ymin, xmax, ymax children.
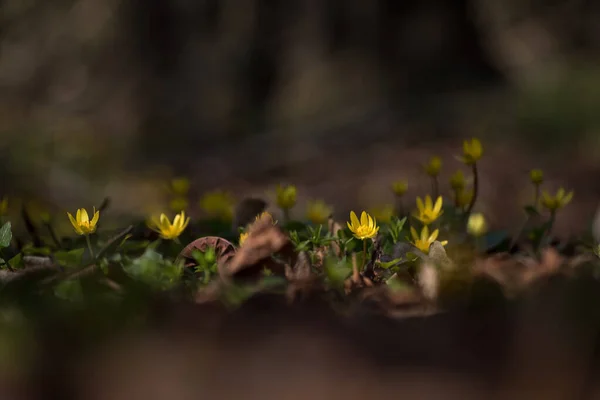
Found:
<box><xmin>45</xmin><ymin>222</ymin><xmax>62</xmax><ymax>249</ymax></box>
<box><xmin>283</xmin><ymin>208</ymin><xmax>291</xmax><ymax>223</ymax></box>
<box><xmin>85</xmin><ymin>234</ymin><xmax>95</xmax><ymax>260</ymax></box>
<box><xmin>395</xmin><ymin>197</ymin><xmax>405</xmax><ymax>218</ymax></box>
<box><xmin>363</xmin><ymin>239</ymin><xmax>368</xmax><ymax>269</ymax></box>
<box><xmin>431</xmin><ymin>177</ymin><xmax>439</xmax><ymax>199</ymax></box>
<box><xmin>465</xmin><ymin>163</ymin><xmax>479</xmax><ymax>216</ymax></box>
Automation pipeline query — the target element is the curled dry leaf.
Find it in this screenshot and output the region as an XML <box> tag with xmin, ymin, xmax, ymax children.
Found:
<box><xmin>474</xmin><ymin>248</ymin><xmax>564</xmax><ymax>295</ymax></box>
<box><xmin>419</xmin><ymin>262</ymin><xmax>439</xmax><ymax>301</ymax></box>
<box><xmin>223</xmin><ymin>215</ymin><xmax>295</xmax><ymax>281</ymax></box>
<box><xmin>358</xmin><ymin>285</ymin><xmax>433</xmax><ymax>319</ymax></box>
<box><xmin>177</xmin><ymin>236</ymin><xmax>237</xmax><ymax>269</ymax></box>
<box><xmin>328</xmin><ymin>216</ymin><xmax>342</xmax><ymax>257</ymax></box>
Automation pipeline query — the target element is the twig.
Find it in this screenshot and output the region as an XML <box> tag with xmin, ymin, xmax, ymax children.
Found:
<box><xmin>21</xmin><ymin>205</ymin><xmax>43</xmax><ymax>247</ymax></box>
<box><xmin>95</xmin><ymin>225</ymin><xmax>134</xmax><ymax>260</ymax></box>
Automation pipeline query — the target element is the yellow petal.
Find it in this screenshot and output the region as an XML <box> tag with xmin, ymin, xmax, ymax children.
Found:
<box><xmin>557</xmin><ymin>188</ymin><xmax>564</xmax><ymax>199</ymax></box>
<box><xmin>67</xmin><ymin>212</ymin><xmax>77</xmax><ymax>226</ymax></box>
<box><xmin>159</xmin><ymin>214</ymin><xmax>170</xmax><ymax>228</ymax></box>
<box><xmin>424</xmin><ymin>196</ymin><xmax>432</xmax><ymax>210</ymax></box>
<box><xmin>181</xmin><ymin>216</ymin><xmax>190</xmax><ymax>231</ymax></box>
<box><xmin>429</xmin><ymin>229</ymin><xmax>439</xmax><ymax>242</ymax></box>
<box><xmin>350</xmin><ymin>211</ymin><xmax>360</xmax><ymax>229</ymax></box>
<box><xmin>416</xmin><ymin>197</ymin><xmax>424</xmax><ymax>212</ymax></box>
<box><xmin>433</xmin><ymin>196</ymin><xmax>442</xmax><ymax>214</ymax></box>
<box><xmin>80</xmin><ymin>208</ymin><xmax>89</xmax><ymax>224</ymax></box>
<box><xmin>410</xmin><ymin>226</ymin><xmax>418</xmax><ymax>241</ymax></box>
<box><xmin>76</xmin><ymin>209</ymin><xmax>82</xmax><ymax>224</ymax></box>
<box><xmin>441</xmin><ymin>240</ymin><xmax>448</xmax><ymax>246</ymax></box>
<box><xmin>173</xmin><ymin>213</ymin><xmax>181</xmax><ymax>228</ymax></box>
<box><xmin>563</xmin><ymin>191</ymin><xmax>573</xmax><ymax>205</ymax></box>
<box><xmin>367</xmin><ymin>214</ymin><xmax>374</xmax><ymax>229</ymax></box>
<box><xmin>360</xmin><ymin>211</ymin><xmax>368</xmax><ymax>227</ymax></box>
<box><xmin>421</xmin><ymin>225</ymin><xmax>429</xmax><ymax>241</ymax></box>
<box><xmin>91</xmin><ymin>208</ymin><xmax>100</xmax><ymax>226</ymax></box>
<box><xmin>347</xmin><ymin>221</ymin><xmax>354</xmax><ymax>232</ymax></box>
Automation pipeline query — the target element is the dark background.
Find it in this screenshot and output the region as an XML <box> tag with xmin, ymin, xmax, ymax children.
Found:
<box><xmin>0</xmin><ymin>0</ymin><xmax>599</xmax><ymax>235</ymax></box>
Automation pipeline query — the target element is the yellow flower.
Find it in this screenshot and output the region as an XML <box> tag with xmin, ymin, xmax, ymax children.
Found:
<box><xmin>424</xmin><ymin>156</ymin><xmax>442</xmax><ymax>177</ymax></box>
<box><xmin>467</xmin><ymin>213</ymin><xmax>488</xmax><ymax>237</ymax></box>
<box><xmin>0</xmin><ymin>197</ymin><xmax>8</xmax><ymax>216</ymax></box>
<box><xmin>450</xmin><ymin>170</ymin><xmax>466</xmax><ymax>191</ymax></box>
<box><xmin>254</xmin><ymin>211</ymin><xmax>277</xmax><ymax>225</ymax></box>
<box><xmin>410</xmin><ymin>225</ymin><xmax>447</xmax><ymax>254</ymax></box>
<box><xmin>540</xmin><ymin>188</ymin><xmax>573</xmax><ymax>212</ymax></box>
<box><xmin>347</xmin><ymin>211</ymin><xmax>379</xmax><ymax>240</ymax></box>
<box><xmin>67</xmin><ymin>207</ymin><xmax>100</xmax><ymax>236</ymax></box>
<box><xmin>459</xmin><ymin>138</ymin><xmax>483</xmax><ymax>165</ymax></box>
<box><xmin>454</xmin><ymin>188</ymin><xmax>473</xmax><ymax>209</ymax></box>
<box><xmin>169</xmin><ymin>197</ymin><xmax>189</xmax><ymax>212</ymax></box>
<box><xmin>170</xmin><ymin>177</ymin><xmax>190</xmax><ymax>196</ymax></box>
<box><xmin>306</xmin><ymin>200</ymin><xmax>333</xmax><ymax>225</ymax></box>
<box><xmin>368</xmin><ymin>205</ymin><xmax>395</xmax><ymax>224</ymax></box>
<box><xmin>199</xmin><ymin>190</ymin><xmax>235</xmax><ymax>220</ymax></box>
<box><xmin>239</xmin><ymin>232</ymin><xmax>249</xmax><ymax>246</ymax></box>
<box><xmin>391</xmin><ymin>180</ymin><xmax>408</xmax><ymax>196</ymax></box>
<box><xmin>148</xmin><ymin>211</ymin><xmax>190</xmax><ymax>240</ymax></box>
<box><xmin>530</xmin><ymin>169</ymin><xmax>544</xmax><ymax>185</ymax></box>
<box><xmin>413</xmin><ymin>195</ymin><xmax>443</xmax><ymax>225</ymax></box>
<box><xmin>276</xmin><ymin>185</ymin><xmax>297</xmax><ymax>210</ymax></box>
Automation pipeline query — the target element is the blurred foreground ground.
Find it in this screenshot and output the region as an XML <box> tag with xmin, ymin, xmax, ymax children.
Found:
<box><xmin>8</xmin><ymin>274</ymin><xmax>600</xmax><ymax>400</ymax></box>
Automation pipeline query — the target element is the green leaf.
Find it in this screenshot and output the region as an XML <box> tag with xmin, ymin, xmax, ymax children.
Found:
<box><xmin>0</xmin><ymin>222</ymin><xmax>12</xmax><ymax>248</ymax></box>
<box><xmin>54</xmin><ymin>248</ymin><xmax>85</xmax><ymax>268</ymax></box>
<box><xmin>8</xmin><ymin>253</ymin><xmax>22</xmax><ymax>270</ymax></box>
<box><xmin>123</xmin><ymin>248</ymin><xmax>183</xmax><ymax>290</ymax></box>
<box><xmin>378</xmin><ymin>257</ymin><xmax>404</xmax><ymax>269</ymax></box>
<box><xmin>524</xmin><ymin>205</ymin><xmax>540</xmax><ymax>217</ymax></box>
<box><xmin>324</xmin><ymin>257</ymin><xmax>352</xmax><ymax>286</ymax></box>
<box><xmin>54</xmin><ymin>280</ymin><xmax>84</xmax><ymax>302</ymax></box>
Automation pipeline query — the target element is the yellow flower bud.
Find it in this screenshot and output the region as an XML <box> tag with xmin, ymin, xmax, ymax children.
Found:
<box><xmin>530</xmin><ymin>169</ymin><xmax>543</xmax><ymax>185</ymax></box>
<box><xmin>424</xmin><ymin>156</ymin><xmax>442</xmax><ymax>177</ymax></box>
<box><xmin>467</xmin><ymin>213</ymin><xmax>488</xmax><ymax>237</ymax></box>
<box><xmin>276</xmin><ymin>185</ymin><xmax>297</xmax><ymax>210</ymax></box>
<box><xmin>450</xmin><ymin>170</ymin><xmax>466</xmax><ymax>191</ymax></box>
<box><xmin>391</xmin><ymin>180</ymin><xmax>408</xmax><ymax>196</ymax></box>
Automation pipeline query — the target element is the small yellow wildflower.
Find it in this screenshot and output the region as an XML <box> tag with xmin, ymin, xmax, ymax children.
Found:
<box><xmin>424</xmin><ymin>156</ymin><xmax>442</xmax><ymax>177</ymax></box>
<box><xmin>450</xmin><ymin>170</ymin><xmax>466</xmax><ymax>191</ymax></box>
<box><xmin>540</xmin><ymin>188</ymin><xmax>573</xmax><ymax>212</ymax></box>
<box><xmin>199</xmin><ymin>190</ymin><xmax>235</xmax><ymax>220</ymax></box>
<box><xmin>306</xmin><ymin>200</ymin><xmax>333</xmax><ymax>225</ymax></box>
<box><xmin>467</xmin><ymin>213</ymin><xmax>488</xmax><ymax>237</ymax></box>
<box><xmin>454</xmin><ymin>188</ymin><xmax>473</xmax><ymax>209</ymax></box>
<box><xmin>255</xmin><ymin>211</ymin><xmax>277</xmax><ymax>225</ymax></box>
<box><xmin>459</xmin><ymin>138</ymin><xmax>483</xmax><ymax>165</ymax></box>
<box><xmin>347</xmin><ymin>211</ymin><xmax>379</xmax><ymax>240</ymax></box>
<box><xmin>239</xmin><ymin>232</ymin><xmax>249</xmax><ymax>246</ymax></box>
<box><xmin>67</xmin><ymin>207</ymin><xmax>100</xmax><ymax>236</ymax></box>
<box><xmin>391</xmin><ymin>180</ymin><xmax>408</xmax><ymax>196</ymax></box>
<box><xmin>170</xmin><ymin>177</ymin><xmax>190</xmax><ymax>196</ymax></box>
<box><xmin>413</xmin><ymin>195</ymin><xmax>443</xmax><ymax>225</ymax></box>
<box><xmin>148</xmin><ymin>211</ymin><xmax>190</xmax><ymax>240</ymax></box>
<box><xmin>410</xmin><ymin>225</ymin><xmax>447</xmax><ymax>254</ymax></box>
<box><xmin>530</xmin><ymin>169</ymin><xmax>544</xmax><ymax>185</ymax></box>
<box><xmin>0</xmin><ymin>197</ymin><xmax>8</xmax><ymax>216</ymax></box>
<box><xmin>368</xmin><ymin>205</ymin><xmax>395</xmax><ymax>224</ymax></box>
<box><xmin>169</xmin><ymin>197</ymin><xmax>189</xmax><ymax>212</ymax></box>
<box><xmin>276</xmin><ymin>185</ymin><xmax>297</xmax><ymax>210</ymax></box>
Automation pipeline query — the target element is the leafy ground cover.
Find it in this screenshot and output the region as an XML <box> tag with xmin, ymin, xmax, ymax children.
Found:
<box><xmin>0</xmin><ymin>137</ymin><xmax>598</xmax><ymax>398</ymax></box>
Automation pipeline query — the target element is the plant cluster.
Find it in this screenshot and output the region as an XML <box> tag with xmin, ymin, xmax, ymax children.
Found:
<box><xmin>0</xmin><ymin>138</ymin><xmax>596</xmax><ymax>316</ymax></box>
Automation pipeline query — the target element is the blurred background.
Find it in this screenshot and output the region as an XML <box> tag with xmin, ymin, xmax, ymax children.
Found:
<box><xmin>0</xmin><ymin>0</ymin><xmax>599</xmax><ymax>235</ymax></box>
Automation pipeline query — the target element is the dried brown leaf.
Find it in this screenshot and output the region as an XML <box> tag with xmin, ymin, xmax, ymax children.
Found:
<box><xmin>177</xmin><ymin>236</ymin><xmax>237</xmax><ymax>269</ymax></box>
<box><xmin>223</xmin><ymin>215</ymin><xmax>294</xmax><ymax>281</ymax></box>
